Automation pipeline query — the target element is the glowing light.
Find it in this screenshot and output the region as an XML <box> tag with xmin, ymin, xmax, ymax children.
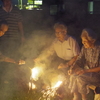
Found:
<box><xmin>31</xmin><ymin>67</ymin><xmax>40</xmax><ymax>81</ymax></box>
<box><xmin>29</xmin><ymin>82</ymin><xmax>36</xmax><ymax>90</ymax></box>
<box><xmin>40</xmin><ymin>81</ymin><xmax>63</xmax><ymax>100</ymax></box>
<box><xmin>53</xmin><ymin>81</ymin><xmax>62</xmax><ymax>88</ymax></box>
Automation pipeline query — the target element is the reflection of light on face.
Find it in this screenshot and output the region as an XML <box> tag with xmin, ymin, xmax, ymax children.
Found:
<box><xmin>1</xmin><ymin>24</ymin><xmax>8</xmax><ymax>32</ymax></box>
<box><xmin>82</xmin><ymin>37</ymin><xmax>94</xmax><ymax>48</ymax></box>
<box><xmin>55</xmin><ymin>28</ymin><xmax>66</xmax><ymax>42</ymax></box>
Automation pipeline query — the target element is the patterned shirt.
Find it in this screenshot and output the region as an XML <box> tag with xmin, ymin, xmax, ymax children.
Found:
<box><xmin>0</xmin><ymin>5</ymin><xmax>23</xmax><ymax>39</ymax></box>
<box><xmin>74</xmin><ymin>43</ymin><xmax>100</xmax><ymax>69</ymax></box>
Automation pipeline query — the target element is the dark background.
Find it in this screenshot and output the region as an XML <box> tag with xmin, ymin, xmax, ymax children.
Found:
<box><xmin>20</xmin><ymin>0</ymin><xmax>100</xmax><ymax>41</ymax></box>
<box><xmin>0</xmin><ymin>0</ymin><xmax>99</xmax><ymax>100</ymax></box>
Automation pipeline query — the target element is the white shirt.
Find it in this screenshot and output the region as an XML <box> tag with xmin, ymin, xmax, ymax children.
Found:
<box><xmin>48</xmin><ymin>35</ymin><xmax>80</xmax><ymax>60</ymax></box>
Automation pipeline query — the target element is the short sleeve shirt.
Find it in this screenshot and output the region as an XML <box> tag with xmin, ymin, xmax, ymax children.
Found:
<box><xmin>48</xmin><ymin>35</ymin><xmax>80</xmax><ymax>60</ymax></box>
<box><xmin>0</xmin><ymin>6</ymin><xmax>23</xmax><ymax>39</ymax></box>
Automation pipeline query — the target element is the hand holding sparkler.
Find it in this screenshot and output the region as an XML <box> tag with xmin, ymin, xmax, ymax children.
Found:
<box><xmin>58</xmin><ymin>63</ymin><xmax>69</xmax><ymax>69</ymax></box>
<box><xmin>76</xmin><ymin>69</ymin><xmax>87</xmax><ymax>75</ymax></box>
<box><xmin>18</xmin><ymin>60</ymin><xmax>25</xmax><ymax>65</ymax></box>
<box><xmin>4</xmin><ymin>57</ymin><xmax>16</xmax><ymax>64</ymax></box>
<box><xmin>68</xmin><ymin>67</ymin><xmax>83</xmax><ymax>75</ymax></box>
<box><xmin>68</xmin><ymin>69</ymin><xmax>73</xmax><ymax>75</ymax></box>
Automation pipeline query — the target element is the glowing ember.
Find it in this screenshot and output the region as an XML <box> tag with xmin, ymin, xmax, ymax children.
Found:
<box><xmin>29</xmin><ymin>66</ymin><xmax>43</xmax><ymax>90</ymax></box>
<box><xmin>39</xmin><ymin>81</ymin><xmax>63</xmax><ymax>100</ymax></box>
<box><xmin>53</xmin><ymin>81</ymin><xmax>62</xmax><ymax>88</ymax></box>
<box><xmin>31</xmin><ymin>67</ymin><xmax>40</xmax><ymax>81</ymax></box>
<box><xmin>29</xmin><ymin>82</ymin><xmax>36</xmax><ymax>90</ymax></box>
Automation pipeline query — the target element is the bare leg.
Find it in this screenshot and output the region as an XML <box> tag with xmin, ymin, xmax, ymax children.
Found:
<box><xmin>73</xmin><ymin>92</ymin><xmax>80</xmax><ymax>100</ymax></box>
<box><xmin>81</xmin><ymin>94</ymin><xmax>87</xmax><ymax>100</ymax></box>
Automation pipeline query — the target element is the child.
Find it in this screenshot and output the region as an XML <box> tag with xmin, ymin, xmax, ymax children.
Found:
<box><xmin>0</xmin><ymin>20</ymin><xmax>25</xmax><ymax>64</ymax></box>
<box><xmin>0</xmin><ymin>20</ymin><xmax>8</xmax><ymax>37</ymax></box>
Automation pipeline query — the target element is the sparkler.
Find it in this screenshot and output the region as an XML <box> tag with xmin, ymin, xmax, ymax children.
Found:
<box><xmin>39</xmin><ymin>81</ymin><xmax>63</xmax><ymax>100</ymax></box>
<box><xmin>29</xmin><ymin>82</ymin><xmax>36</xmax><ymax>90</ymax></box>
<box><xmin>29</xmin><ymin>65</ymin><xmax>43</xmax><ymax>90</ymax></box>
<box><xmin>28</xmin><ymin>63</ymin><xmax>65</xmax><ymax>100</ymax></box>
<box><xmin>31</xmin><ymin>67</ymin><xmax>40</xmax><ymax>81</ymax></box>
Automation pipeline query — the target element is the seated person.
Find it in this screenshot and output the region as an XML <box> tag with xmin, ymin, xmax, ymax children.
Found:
<box><xmin>34</xmin><ymin>22</ymin><xmax>80</xmax><ymax>69</ymax></box>
<box><xmin>68</xmin><ymin>28</ymin><xmax>100</xmax><ymax>100</ymax></box>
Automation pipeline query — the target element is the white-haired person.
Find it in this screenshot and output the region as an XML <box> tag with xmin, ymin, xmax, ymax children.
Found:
<box><xmin>34</xmin><ymin>22</ymin><xmax>80</xmax><ymax>99</ymax></box>
<box><xmin>34</xmin><ymin>22</ymin><xmax>80</xmax><ymax>70</ymax></box>
<box><xmin>68</xmin><ymin>28</ymin><xmax>100</xmax><ymax>100</ymax></box>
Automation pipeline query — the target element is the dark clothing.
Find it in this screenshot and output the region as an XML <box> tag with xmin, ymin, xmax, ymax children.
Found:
<box><xmin>0</xmin><ymin>6</ymin><xmax>22</xmax><ymax>39</ymax></box>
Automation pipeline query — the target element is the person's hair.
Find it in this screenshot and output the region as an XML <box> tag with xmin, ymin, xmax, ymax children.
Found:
<box><xmin>81</xmin><ymin>28</ymin><xmax>97</xmax><ymax>42</ymax></box>
<box><xmin>54</xmin><ymin>22</ymin><xmax>67</xmax><ymax>31</ymax></box>
<box><xmin>1</xmin><ymin>0</ymin><xmax>11</xmax><ymax>2</ymax></box>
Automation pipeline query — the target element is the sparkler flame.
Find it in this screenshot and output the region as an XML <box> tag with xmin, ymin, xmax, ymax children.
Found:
<box><xmin>31</xmin><ymin>67</ymin><xmax>39</xmax><ymax>81</ymax></box>
<box><xmin>31</xmin><ymin>67</ymin><xmax>42</xmax><ymax>81</ymax></box>
<box><xmin>40</xmin><ymin>81</ymin><xmax>63</xmax><ymax>100</ymax></box>
<box><xmin>29</xmin><ymin>82</ymin><xmax>36</xmax><ymax>90</ymax></box>
<box><xmin>29</xmin><ymin>67</ymin><xmax>42</xmax><ymax>90</ymax></box>
<box><xmin>53</xmin><ymin>81</ymin><xmax>62</xmax><ymax>88</ymax></box>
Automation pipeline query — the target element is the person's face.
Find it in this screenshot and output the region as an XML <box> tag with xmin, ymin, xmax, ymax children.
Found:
<box><xmin>55</xmin><ymin>28</ymin><xmax>67</xmax><ymax>42</ymax></box>
<box><xmin>1</xmin><ymin>24</ymin><xmax>8</xmax><ymax>32</ymax></box>
<box><xmin>82</xmin><ymin>37</ymin><xmax>95</xmax><ymax>48</ymax></box>
<box><xmin>3</xmin><ymin>0</ymin><xmax>12</xmax><ymax>7</ymax></box>
<box><xmin>0</xmin><ymin>32</ymin><xmax>4</xmax><ymax>37</ymax></box>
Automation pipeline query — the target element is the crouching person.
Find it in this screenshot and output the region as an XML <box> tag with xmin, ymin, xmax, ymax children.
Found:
<box><xmin>0</xmin><ymin>20</ymin><xmax>25</xmax><ymax>64</ymax></box>
<box><xmin>68</xmin><ymin>28</ymin><xmax>100</xmax><ymax>100</ymax></box>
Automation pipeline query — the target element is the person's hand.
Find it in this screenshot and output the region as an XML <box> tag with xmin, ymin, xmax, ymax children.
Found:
<box><xmin>58</xmin><ymin>63</ymin><xmax>67</xmax><ymax>69</ymax></box>
<box><xmin>18</xmin><ymin>60</ymin><xmax>25</xmax><ymax>65</ymax></box>
<box><xmin>68</xmin><ymin>69</ymin><xmax>73</xmax><ymax>75</ymax></box>
<box><xmin>76</xmin><ymin>70</ymin><xmax>86</xmax><ymax>75</ymax></box>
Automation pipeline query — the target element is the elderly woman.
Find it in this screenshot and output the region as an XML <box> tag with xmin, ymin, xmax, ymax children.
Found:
<box><xmin>68</xmin><ymin>28</ymin><xmax>100</xmax><ymax>100</ymax></box>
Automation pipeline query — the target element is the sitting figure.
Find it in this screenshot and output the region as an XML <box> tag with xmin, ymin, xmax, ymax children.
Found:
<box><xmin>68</xmin><ymin>28</ymin><xmax>100</xmax><ymax>100</ymax></box>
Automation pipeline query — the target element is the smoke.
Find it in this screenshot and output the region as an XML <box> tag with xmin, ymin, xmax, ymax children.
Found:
<box><xmin>0</xmin><ymin>4</ymin><xmax>74</xmax><ymax>99</ymax></box>
<box><xmin>18</xmin><ymin>28</ymin><xmax>66</xmax><ymax>91</ymax></box>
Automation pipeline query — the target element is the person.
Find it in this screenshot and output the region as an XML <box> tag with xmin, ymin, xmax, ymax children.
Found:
<box><xmin>68</xmin><ymin>28</ymin><xmax>100</xmax><ymax>100</ymax></box>
<box><xmin>0</xmin><ymin>0</ymin><xmax>25</xmax><ymax>59</ymax></box>
<box><xmin>0</xmin><ymin>21</ymin><xmax>25</xmax><ymax>99</ymax></box>
<box><xmin>0</xmin><ymin>20</ymin><xmax>15</xmax><ymax>63</ymax></box>
<box><xmin>0</xmin><ymin>20</ymin><xmax>25</xmax><ymax>64</ymax></box>
<box><xmin>0</xmin><ymin>0</ymin><xmax>25</xmax><ymax>42</ymax></box>
<box><xmin>0</xmin><ymin>20</ymin><xmax>8</xmax><ymax>37</ymax></box>
<box><xmin>35</xmin><ymin>23</ymin><xmax>80</xmax><ymax>69</ymax></box>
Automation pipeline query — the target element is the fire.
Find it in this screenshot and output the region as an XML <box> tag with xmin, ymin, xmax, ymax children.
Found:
<box><xmin>29</xmin><ymin>66</ymin><xmax>43</xmax><ymax>90</ymax></box>
<box><xmin>31</xmin><ymin>67</ymin><xmax>39</xmax><ymax>81</ymax></box>
<box><xmin>31</xmin><ymin>67</ymin><xmax>42</xmax><ymax>81</ymax></box>
<box><xmin>39</xmin><ymin>80</ymin><xmax>63</xmax><ymax>100</ymax></box>
<box><xmin>29</xmin><ymin>82</ymin><xmax>36</xmax><ymax>90</ymax></box>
